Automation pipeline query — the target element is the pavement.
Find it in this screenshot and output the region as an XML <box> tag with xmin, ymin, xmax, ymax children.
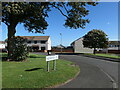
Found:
<box><xmin>33</xmin><ymin>52</ymin><xmax>119</xmax><ymax>89</ymax></box>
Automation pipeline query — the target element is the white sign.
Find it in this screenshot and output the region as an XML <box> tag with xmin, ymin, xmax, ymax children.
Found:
<box><xmin>46</xmin><ymin>55</ymin><xmax>59</xmax><ymax>61</ymax></box>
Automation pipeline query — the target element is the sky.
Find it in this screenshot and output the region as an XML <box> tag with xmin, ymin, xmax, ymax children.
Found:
<box><xmin>1</xmin><ymin>2</ymin><xmax>118</xmax><ymax>46</ymax></box>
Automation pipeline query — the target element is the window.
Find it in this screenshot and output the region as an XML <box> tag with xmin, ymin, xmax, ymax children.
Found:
<box><xmin>41</xmin><ymin>41</ymin><xmax>46</xmax><ymax>44</ymax></box>
<box><xmin>34</xmin><ymin>41</ymin><xmax>37</xmax><ymax>44</ymax></box>
<box><xmin>27</xmin><ymin>41</ymin><xmax>31</xmax><ymax>44</ymax></box>
<box><xmin>41</xmin><ymin>47</ymin><xmax>45</xmax><ymax>50</ymax></box>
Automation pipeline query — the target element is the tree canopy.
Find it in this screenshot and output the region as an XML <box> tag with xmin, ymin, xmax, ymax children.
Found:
<box><xmin>2</xmin><ymin>2</ymin><xmax>97</xmax><ymax>60</ymax></box>
<box><xmin>2</xmin><ymin>2</ymin><xmax>97</xmax><ymax>32</ymax></box>
<box><xmin>83</xmin><ymin>29</ymin><xmax>108</xmax><ymax>54</ymax></box>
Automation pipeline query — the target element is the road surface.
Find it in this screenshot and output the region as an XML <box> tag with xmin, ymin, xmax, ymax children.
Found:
<box><xmin>58</xmin><ymin>55</ymin><xmax>118</xmax><ymax>88</ymax></box>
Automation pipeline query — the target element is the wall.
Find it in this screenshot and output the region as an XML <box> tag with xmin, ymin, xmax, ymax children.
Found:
<box><xmin>47</xmin><ymin>37</ymin><xmax>51</xmax><ymax>50</ymax></box>
<box><xmin>52</xmin><ymin>48</ymin><xmax>74</xmax><ymax>53</ymax></box>
<box><xmin>74</xmin><ymin>38</ymin><xmax>93</xmax><ymax>53</ymax></box>
<box><xmin>0</xmin><ymin>44</ymin><xmax>5</xmax><ymax>49</ymax></box>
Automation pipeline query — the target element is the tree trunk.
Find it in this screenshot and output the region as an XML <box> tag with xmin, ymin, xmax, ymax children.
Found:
<box><xmin>7</xmin><ymin>24</ymin><xmax>16</xmax><ymax>61</ymax></box>
<box><xmin>93</xmin><ymin>48</ymin><xmax>96</xmax><ymax>54</ymax></box>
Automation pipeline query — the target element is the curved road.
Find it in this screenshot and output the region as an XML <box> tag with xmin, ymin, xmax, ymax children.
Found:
<box><xmin>58</xmin><ymin>55</ymin><xmax>118</xmax><ymax>88</ymax></box>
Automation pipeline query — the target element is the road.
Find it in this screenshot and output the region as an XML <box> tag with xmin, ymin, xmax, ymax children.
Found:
<box><xmin>58</xmin><ymin>55</ymin><xmax>119</xmax><ymax>88</ymax></box>
<box><xmin>34</xmin><ymin>52</ymin><xmax>119</xmax><ymax>88</ymax></box>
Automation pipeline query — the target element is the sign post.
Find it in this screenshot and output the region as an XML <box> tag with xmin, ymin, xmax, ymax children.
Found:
<box><xmin>46</xmin><ymin>55</ymin><xmax>58</xmax><ymax>72</ymax></box>
<box><xmin>53</xmin><ymin>60</ymin><xmax>56</xmax><ymax>70</ymax></box>
<box><xmin>47</xmin><ymin>61</ymin><xmax>50</xmax><ymax>72</ymax></box>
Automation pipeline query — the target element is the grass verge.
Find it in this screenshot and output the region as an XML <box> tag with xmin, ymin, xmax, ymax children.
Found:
<box><xmin>85</xmin><ymin>53</ymin><xmax>120</xmax><ymax>59</ymax></box>
<box><xmin>2</xmin><ymin>53</ymin><xmax>80</xmax><ymax>88</ymax></box>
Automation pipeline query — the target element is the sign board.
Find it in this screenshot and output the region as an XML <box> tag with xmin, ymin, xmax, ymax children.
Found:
<box><xmin>46</xmin><ymin>55</ymin><xmax>59</xmax><ymax>61</ymax></box>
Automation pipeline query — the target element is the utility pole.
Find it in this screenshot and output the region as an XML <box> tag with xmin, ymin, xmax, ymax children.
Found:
<box><xmin>60</xmin><ymin>33</ymin><xmax>62</xmax><ymax>53</ymax></box>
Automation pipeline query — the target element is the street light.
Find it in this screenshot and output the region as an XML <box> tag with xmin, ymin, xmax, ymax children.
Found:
<box><xmin>60</xmin><ymin>33</ymin><xmax>62</xmax><ymax>53</ymax></box>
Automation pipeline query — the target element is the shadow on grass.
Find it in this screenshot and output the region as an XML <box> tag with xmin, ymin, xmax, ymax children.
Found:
<box><xmin>25</xmin><ymin>68</ymin><xmax>44</xmax><ymax>71</ymax></box>
<box><xmin>28</xmin><ymin>56</ymin><xmax>45</xmax><ymax>58</ymax></box>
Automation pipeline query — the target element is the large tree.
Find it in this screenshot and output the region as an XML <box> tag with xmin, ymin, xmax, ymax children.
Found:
<box><xmin>83</xmin><ymin>29</ymin><xmax>108</xmax><ymax>54</ymax></box>
<box><xmin>2</xmin><ymin>2</ymin><xmax>97</xmax><ymax>60</ymax></box>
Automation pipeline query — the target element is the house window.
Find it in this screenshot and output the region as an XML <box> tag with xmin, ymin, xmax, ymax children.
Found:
<box><xmin>114</xmin><ymin>45</ymin><xmax>118</xmax><ymax>47</ymax></box>
<box><xmin>41</xmin><ymin>41</ymin><xmax>46</xmax><ymax>44</ymax></box>
<box><xmin>27</xmin><ymin>41</ymin><xmax>31</xmax><ymax>44</ymax></box>
<box><xmin>109</xmin><ymin>45</ymin><xmax>111</xmax><ymax>47</ymax></box>
<box><xmin>34</xmin><ymin>41</ymin><xmax>37</xmax><ymax>44</ymax></box>
<box><xmin>41</xmin><ymin>47</ymin><xmax>46</xmax><ymax>50</ymax></box>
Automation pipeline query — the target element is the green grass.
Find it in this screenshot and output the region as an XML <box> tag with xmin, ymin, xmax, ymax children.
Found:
<box><xmin>2</xmin><ymin>53</ymin><xmax>80</xmax><ymax>88</ymax></box>
<box><xmin>85</xmin><ymin>53</ymin><xmax>120</xmax><ymax>59</ymax></box>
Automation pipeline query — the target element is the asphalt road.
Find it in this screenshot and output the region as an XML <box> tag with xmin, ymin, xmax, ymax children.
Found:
<box><xmin>34</xmin><ymin>52</ymin><xmax>119</xmax><ymax>88</ymax></box>
<box><xmin>58</xmin><ymin>55</ymin><xmax>119</xmax><ymax>88</ymax></box>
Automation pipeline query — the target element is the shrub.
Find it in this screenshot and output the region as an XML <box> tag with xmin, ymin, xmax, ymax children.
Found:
<box><xmin>11</xmin><ymin>36</ymin><xmax>29</xmax><ymax>61</ymax></box>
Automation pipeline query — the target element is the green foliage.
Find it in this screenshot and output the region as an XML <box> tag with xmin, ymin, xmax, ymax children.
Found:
<box><xmin>10</xmin><ymin>36</ymin><xmax>29</xmax><ymax>61</ymax></box>
<box><xmin>83</xmin><ymin>29</ymin><xmax>108</xmax><ymax>50</ymax></box>
<box><xmin>2</xmin><ymin>2</ymin><xmax>97</xmax><ymax>59</ymax></box>
<box><xmin>2</xmin><ymin>2</ymin><xmax>97</xmax><ymax>32</ymax></box>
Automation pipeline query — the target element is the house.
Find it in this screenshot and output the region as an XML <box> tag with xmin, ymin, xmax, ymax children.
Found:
<box><xmin>107</xmin><ymin>41</ymin><xmax>120</xmax><ymax>53</ymax></box>
<box><xmin>23</xmin><ymin>36</ymin><xmax>51</xmax><ymax>52</ymax></box>
<box><xmin>71</xmin><ymin>37</ymin><xmax>120</xmax><ymax>54</ymax></box>
<box><xmin>71</xmin><ymin>37</ymin><xmax>93</xmax><ymax>53</ymax></box>
<box><xmin>0</xmin><ymin>41</ymin><xmax>5</xmax><ymax>49</ymax></box>
<box><xmin>5</xmin><ymin>36</ymin><xmax>51</xmax><ymax>52</ymax></box>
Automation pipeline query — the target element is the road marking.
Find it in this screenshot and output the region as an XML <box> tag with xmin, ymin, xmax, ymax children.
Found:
<box><xmin>97</xmin><ymin>65</ymin><xmax>118</xmax><ymax>88</ymax></box>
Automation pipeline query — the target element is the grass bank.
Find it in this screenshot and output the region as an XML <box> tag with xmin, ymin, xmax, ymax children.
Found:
<box><xmin>2</xmin><ymin>53</ymin><xmax>80</xmax><ymax>88</ymax></box>
<box><xmin>85</xmin><ymin>53</ymin><xmax>120</xmax><ymax>59</ymax></box>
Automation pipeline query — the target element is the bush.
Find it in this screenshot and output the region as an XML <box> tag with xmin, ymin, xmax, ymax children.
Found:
<box><xmin>11</xmin><ymin>36</ymin><xmax>29</xmax><ymax>61</ymax></box>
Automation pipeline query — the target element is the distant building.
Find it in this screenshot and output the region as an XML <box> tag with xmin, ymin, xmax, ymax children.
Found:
<box><xmin>71</xmin><ymin>37</ymin><xmax>93</xmax><ymax>53</ymax></box>
<box><xmin>107</xmin><ymin>41</ymin><xmax>120</xmax><ymax>53</ymax></box>
<box><xmin>5</xmin><ymin>36</ymin><xmax>51</xmax><ymax>52</ymax></box>
<box><xmin>0</xmin><ymin>41</ymin><xmax>5</xmax><ymax>49</ymax></box>
<box><xmin>108</xmin><ymin>41</ymin><xmax>120</xmax><ymax>50</ymax></box>
<box><xmin>71</xmin><ymin>37</ymin><xmax>120</xmax><ymax>54</ymax></box>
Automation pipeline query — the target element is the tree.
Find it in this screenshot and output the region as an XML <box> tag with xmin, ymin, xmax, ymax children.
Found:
<box><xmin>83</xmin><ymin>29</ymin><xmax>108</xmax><ymax>54</ymax></box>
<box><xmin>2</xmin><ymin>2</ymin><xmax>97</xmax><ymax>60</ymax></box>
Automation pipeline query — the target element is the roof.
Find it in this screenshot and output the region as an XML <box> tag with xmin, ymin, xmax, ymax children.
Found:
<box><xmin>56</xmin><ymin>44</ymin><xmax>65</xmax><ymax>48</ymax></box>
<box><xmin>6</xmin><ymin>36</ymin><xmax>50</xmax><ymax>41</ymax></box>
<box><xmin>0</xmin><ymin>41</ymin><xmax>5</xmax><ymax>44</ymax></box>
<box><xmin>71</xmin><ymin>37</ymin><xmax>83</xmax><ymax>45</ymax></box>
<box><xmin>71</xmin><ymin>37</ymin><xmax>120</xmax><ymax>45</ymax></box>
<box><xmin>109</xmin><ymin>41</ymin><xmax>120</xmax><ymax>44</ymax></box>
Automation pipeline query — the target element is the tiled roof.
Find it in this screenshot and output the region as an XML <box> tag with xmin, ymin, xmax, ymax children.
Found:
<box><xmin>0</xmin><ymin>41</ymin><xmax>5</xmax><ymax>44</ymax></box>
<box><xmin>109</xmin><ymin>41</ymin><xmax>120</xmax><ymax>44</ymax></box>
<box><xmin>21</xmin><ymin>36</ymin><xmax>50</xmax><ymax>40</ymax></box>
<box><xmin>5</xmin><ymin>36</ymin><xmax>50</xmax><ymax>41</ymax></box>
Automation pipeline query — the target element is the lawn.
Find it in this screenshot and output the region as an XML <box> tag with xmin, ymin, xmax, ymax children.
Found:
<box><xmin>1</xmin><ymin>53</ymin><xmax>80</xmax><ymax>88</ymax></box>
<box><xmin>85</xmin><ymin>53</ymin><xmax>120</xmax><ymax>59</ymax></box>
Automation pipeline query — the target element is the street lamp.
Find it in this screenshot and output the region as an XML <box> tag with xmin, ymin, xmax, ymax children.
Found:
<box><xmin>60</xmin><ymin>33</ymin><xmax>62</xmax><ymax>53</ymax></box>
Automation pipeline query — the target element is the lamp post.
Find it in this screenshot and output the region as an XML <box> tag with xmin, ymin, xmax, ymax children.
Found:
<box><xmin>60</xmin><ymin>33</ymin><xmax>62</xmax><ymax>53</ymax></box>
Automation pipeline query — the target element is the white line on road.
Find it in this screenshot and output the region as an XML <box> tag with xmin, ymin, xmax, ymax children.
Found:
<box><xmin>97</xmin><ymin>65</ymin><xmax>118</xmax><ymax>88</ymax></box>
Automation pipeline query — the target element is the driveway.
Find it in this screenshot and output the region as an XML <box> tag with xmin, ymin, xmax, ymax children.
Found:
<box><xmin>58</xmin><ymin>55</ymin><xmax>118</xmax><ymax>88</ymax></box>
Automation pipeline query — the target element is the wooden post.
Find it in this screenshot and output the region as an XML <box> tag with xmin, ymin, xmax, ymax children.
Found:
<box><xmin>53</xmin><ymin>60</ymin><xmax>56</xmax><ymax>70</ymax></box>
<box><xmin>47</xmin><ymin>61</ymin><xmax>49</xmax><ymax>72</ymax></box>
